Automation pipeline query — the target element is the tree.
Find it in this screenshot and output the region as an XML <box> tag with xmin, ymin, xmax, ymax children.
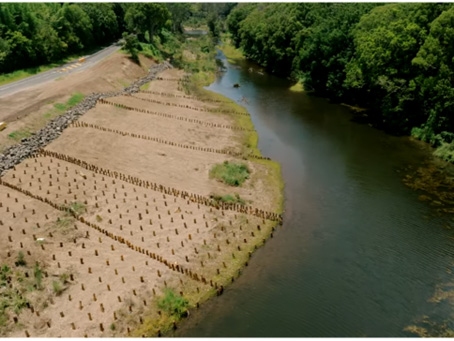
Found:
<box><xmin>79</xmin><ymin>3</ymin><xmax>119</xmax><ymax>45</ymax></box>
<box><xmin>125</xmin><ymin>3</ymin><xmax>170</xmax><ymax>43</ymax></box>
<box><xmin>412</xmin><ymin>5</ymin><xmax>454</xmax><ymax>136</ymax></box>
<box><xmin>54</xmin><ymin>4</ymin><xmax>93</xmax><ymax>53</ymax></box>
<box><xmin>121</xmin><ymin>32</ymin><xmax>140</xmax><ymax>62</ymax></box>
<box><xmin>166</xmin><ymin>3</ymin><xmax>191</xmax><ymax>34</ymax></box>
<box><xmin>293</xmin><ymin>4</ymin><xmax>377</xmax><ymax>98</ymax></box>
<box><xmin>344</xmin><ymin>3</ymin><xmax>447</xmax><ymax>133</ymax></box>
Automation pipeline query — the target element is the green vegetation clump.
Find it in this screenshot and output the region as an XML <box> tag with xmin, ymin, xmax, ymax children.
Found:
<box><xmin>34</xmin><ymin>263</ymin><xmax>43</xmax><ymax>290</ymax></box>
<box><xmin>157</xmin><ymin>289</ymin><xmax>189</xmax><ymax>319</ymax></box>
<box><xmin>52</xmin><ymin>281</ymin><xmax>63</xmax><ymax>295</ymax></box>
<box><xmin>211</xmin><ymin>193</ymin><xmax>246</xmax><ymax>205</ymax></box>
<box><xmin>0</xmin><ymin>264</ymin><xmax>31</xmax><ymax>328</ymax></box>
<box><xmin>121</xmin><ymin>32</ymin><xmax>141</xmax><ymax>62</ymax></box>
<box><xmin>14</xmin><ymin>252</ymin><xmax>26</xmax><ymax>267</ymax></box>
<box><xmin>8</xmin><ymin>130</ymin><xmax>32</xmax><ymax>142</ymax></box>
<box><xmin>64</xmin><ymin>201</ymin><xmax>86</xmax><ymax>216</ymax></box>
<box><xmin>210</xmin><ymin>161</ymin><xmax>250</xmax><ymax>186</ymax></box>
<box><xmin>434</xmin><ymin>143</ymin><xmax>454</xmax><ymax>163</ymax></box>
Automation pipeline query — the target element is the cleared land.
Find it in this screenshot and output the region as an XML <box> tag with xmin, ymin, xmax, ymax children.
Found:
<box><xmin>0</xmin><ymin>67</ymin><xmax>282</xmax><ymax>337</ymax></box>
<box><xmin>0</xmin><ymin>53</ymin><xmax>154</xmax><ymax>153</ymax></box>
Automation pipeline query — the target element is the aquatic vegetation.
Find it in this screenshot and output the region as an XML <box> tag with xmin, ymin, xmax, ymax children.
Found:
<box><xmin>402</xmin><ymin>162</ymin><xmax>454</xmax><ymax>216</ymax></box>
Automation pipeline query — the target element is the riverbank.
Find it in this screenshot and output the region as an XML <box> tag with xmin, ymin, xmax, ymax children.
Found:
<box><xmin>0</xmin><ymin>33</ymin><xmax>283</xmax><ymax>337</ymax></box>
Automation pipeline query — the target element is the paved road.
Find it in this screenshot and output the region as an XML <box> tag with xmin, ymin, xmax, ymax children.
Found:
<box><xmin>0</xmin><ymin>44</ymin><xmax>121</xmax><ymax>98</ymax></box>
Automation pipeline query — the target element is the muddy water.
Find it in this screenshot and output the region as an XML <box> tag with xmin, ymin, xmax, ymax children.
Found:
<box><xmin>175</xmin><ymin>49</ymin><xmax>454</xmax><ymax>337</ymax></box>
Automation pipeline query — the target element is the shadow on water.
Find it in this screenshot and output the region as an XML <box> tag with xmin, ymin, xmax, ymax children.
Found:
<box><xmin>174</xmin><ymin>49</ymin><xmax>454</xmax><ymax>337</ymax></box>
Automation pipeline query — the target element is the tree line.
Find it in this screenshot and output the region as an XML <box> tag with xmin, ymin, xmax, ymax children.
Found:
<box><xmin>227</xmin><ymin>3</ymin><xmax>454</xmax><ymax>162</ymax></box>
<box><xmin>0</xmin><ymin>3</ymin><xmax>216</xmax><ymax>73</ymax></box>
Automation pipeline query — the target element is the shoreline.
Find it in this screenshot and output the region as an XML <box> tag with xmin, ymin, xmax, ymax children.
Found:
<box><xmin>131</xmin><ymin>51</ymin><xmax>284</xmax><ymax>336</ymax></box>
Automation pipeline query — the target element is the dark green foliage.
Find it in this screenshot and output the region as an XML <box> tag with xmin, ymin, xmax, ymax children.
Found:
<box><xmin>157</xmin><ymin>289</ymin><xmax>189</xmax><ymax>319</ymax></box>
<box><xmin>34</xmin><ymin>263</ymin><xmax>42</xmax><ymax>290</ymax></box>
<box><xmin>124</xmin><ymin>3</ymin><xmax>170</xmax><ymax>43</ymax></box>
<box><xmin>227</xmin><ymin>3</ymin><xmax>454</xmax><ymax>162</ymax></box>
<box><xmin>0</xmin><ymin>3</ymin><xmax>124</xmax><ymax>74</ymax></box>
<box><xmin>166</xmin><ymin>3</ymin><xmax>191</xmax><ymax>33</ymax></box>
<box><xmin>78</xmin><ymin>4</ymin><xmax>119</xmax><ymax>45</ymax></box>
<box><xmin>0</xmin><ymin>266</ymin><xmax>11</xmax><ymax>287</ymax></box>
<box><xmin>15</xmin><ymin>252</ymin><xmax>26</xmax><ymax>267</ymax></box>
<box><xmin>122</xmin><ymin>32</ymin><xmax>140</xmax><ymax>62</ymax></box>
<box><xmin>210</xmin><ymin>161</ymin><xmax>250</xmax><ymax>187</ymax></box>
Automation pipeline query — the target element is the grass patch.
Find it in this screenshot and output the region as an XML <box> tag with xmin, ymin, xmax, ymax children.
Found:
<box><xmin>210</xmin><ymin>193</ymin><xmax>246</xmax><ymax>205</ymax></box>
<box><xmin>63</xmin><ymin>201</ymin><xmax>86</xmax><ymax>216</ymax></box>
<box><xmin>14</xmin><ymin>252</ymin><xmax>26</xmax><ymax>267</ymax></box>
<box><xmin>434</xmin><ymin>142</ymin><xmax>454</xmax><ymax>163</ymax></box>
<box><xmin>0</xmin><ymin>65</ymin><xmax>57</xmax><ymax>87</ymax></box>
<box><xmin>0</xmin><ymin>264</ymin><xmax>31</xmax><ymax>330</ymax></box>
<box><xmin>55</xmin><ymin>216</ymin><xmax>73</xmax><ymax>229</ymax></box>
<box><xmin>140</xmin><ymin>82</ymin><xmax>151</xmax><ymax>91</ymax></box>
<box><xmin>157</xmin><ymin>289</ymin><xmax>189</xmax><ymax>319</ymax></box>
<box><xmin>210</xmin><ymin>161</ymin><xmax>250</xmax><ymax>187</ymax></box>
<box><xmin>34</xmin><ymin>263</ymin><xmax>43</xmax><ymax>290</ymax></box>
<box><xmin>52</xmin><ymin>281</ymin><xmax>63</xmax><ymax>296</ymax></box>
<box><xmin>53</xmin><ymin>92</ymin><xmax>85</xmax><ymax>113</ymax></box>
<box><xmin>289</xmin><ymin>82</ymin><xmax>304</xmax><ymax>92</ymax></box>
<box><xmin>217</xmin><ymin>33</ymin><xmax>245</xmax><ymax>62</ymax></box>
<box><xmin>7</xmin><ymin>129</ymin><xmax>32</xmax><ymax>142</ymax></box>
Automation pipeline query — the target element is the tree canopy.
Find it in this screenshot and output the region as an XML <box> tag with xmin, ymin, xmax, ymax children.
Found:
<box><xmin>226</xmin><ymin>3</ymin><xmax>454</xmax><ymax>161</ymax></box>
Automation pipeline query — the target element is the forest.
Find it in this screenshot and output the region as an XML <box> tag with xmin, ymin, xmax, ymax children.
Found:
<box><xmin>227</xmin><ymin>3</ymin><xmax>454</xmax><ymax>162</ymax></box>
<box><xmin>0</xmin><ymin>3</ymin><xmax>231</xmax><ymax>72</ymax></box>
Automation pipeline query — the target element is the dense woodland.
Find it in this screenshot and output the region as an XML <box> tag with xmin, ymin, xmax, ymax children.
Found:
<box><xmin>0</xmin><ymin>3</ymin><xmax>231</xmax><ymax>71</ymax></box>
<box><xmin>1</xmin><ymin>3</ymin><xmax>453</xmax><ymax>162</ymax></box>
<box><xmin>226</xmin><ymin>3</ymin><xmax>454</xmax><ymax>161</ymax></box>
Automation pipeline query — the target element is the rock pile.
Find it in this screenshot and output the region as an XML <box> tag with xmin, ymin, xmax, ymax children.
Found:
<box><xmin>0</xmin><ymin>62</ymin><xmax>172</xmax><ymax>176</ymax></box>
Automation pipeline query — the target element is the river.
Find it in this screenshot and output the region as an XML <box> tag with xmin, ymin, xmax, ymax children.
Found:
<box><xmin>175</xmin><ymin>48</ymin><xmax>454</xmax><ymax>337</ymax></box>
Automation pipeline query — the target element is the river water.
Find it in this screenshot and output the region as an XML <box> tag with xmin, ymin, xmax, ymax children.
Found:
<box><xmin>176</xmin><ymin>49</ymin><xmax>454</xmax><ymax>337</ymax></box>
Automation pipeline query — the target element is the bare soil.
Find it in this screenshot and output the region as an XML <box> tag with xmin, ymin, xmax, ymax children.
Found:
<box><xmin>0</xmin><ymin>53</ymin><xmax>154</xmax><ymax>152</ymax></box>
<box><xmin>0</xmin><ymin>67</ymin><xmax>282</xmax><ymax>337</ymax></box>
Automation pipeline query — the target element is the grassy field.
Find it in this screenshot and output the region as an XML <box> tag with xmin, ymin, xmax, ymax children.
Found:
<box><xmin>7</xmin><ymin>92</ymin><xmax>85</xmax><ymax>143</ymax></box>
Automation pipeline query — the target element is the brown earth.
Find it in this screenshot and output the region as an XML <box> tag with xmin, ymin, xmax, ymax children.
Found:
<box><xmin>0</xmin><ymin>67</ymin><xmax>282</xmax><ymax>337</ymax></box>
<box><xmin>0</xmin><ymin>53</ymin><xmax>154</xmax><ymax>153</ymax></box>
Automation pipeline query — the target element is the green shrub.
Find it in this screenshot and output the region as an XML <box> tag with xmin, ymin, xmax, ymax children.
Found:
<box><xmin>210</xmin><ymin>161</ymin><xmax>250</xmax><ymax>186</ymax></box>
<box><xmin>434</xmin><ymin>142</ymin><xmax>454</xmax><ymax>163</ymax></box>
<box><xmin>157</xmin><ymin>289</ymin><xmax>189</xmax><ymax>319</ymax></box>
<box><xmin>64</xmin><ymin>201</ymin><xmax>86</xmax><ymax>216</ymax></box>
<box><xmin>15</xmin><ymin>251</ymin><xmax>26</xmax><ymax>267</ymax></box>
<box><xmin>211</xmin><ymin>193</ymin><xmax>246</xmax><ymax>205</ymax></box>
<box><xmin>59</xmin><ymin>273</ymin><xmax>69</xmax><ymax>284</ymax></box>
<box><xmin>0</xmin><ymin>265</ymin><xmax>11</xmax><ymax>287</ymax></box>
<box><xmin>52</xmin><ymin>281</ymin><xmax>63</xmax><ymax>295</ymax></box>
<box><xmin>34</xmin><ymin>263</ymin><xmax>43</xmax><ymax>290</ymax></box>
